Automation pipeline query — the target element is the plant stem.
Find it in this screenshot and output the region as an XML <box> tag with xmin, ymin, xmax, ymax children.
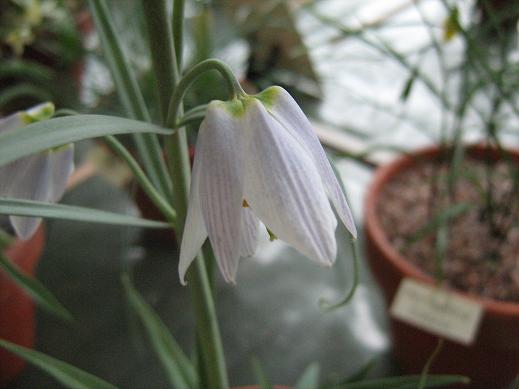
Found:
<box><xmin>166</xmin><ymin>59</ymin><xmax>245</xmax><ymax>128</ymax></box>
<box><xmin>141</xmin><ymin>0</ymin><xmax>178</xmax><ymax>125</ymax></box>
<box><xmin>172</xmin><ymin>0</ymin><xmax>185</xmax><ymax>69</ymax></box>
<box><xmin>144</xmin><ymin>1</ymin><xmax>229</xmax><ymax>387</ymax></box>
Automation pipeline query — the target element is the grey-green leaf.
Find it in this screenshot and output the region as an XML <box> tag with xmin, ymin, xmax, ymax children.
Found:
<box><xmin>122</xmin><ymin>275</ymin><xmax>198</xmax><ymax>389</ymax></box>
<box><xmin>295</xmin><ymin>363</ymin><xmax>320</xmax><ymax>389</ymax></box>
<box><xmin>0</xmin><ymin>198</ymin><xmax>170</xmax><ymax>228</ymax></box>
<box><xmin>0</xmin><ymin>339</ymin><xmax>118</xmax><ymax>389</ymax></box>
<box><xmin>251</xmin><ymin>358</ymin><xmax>272</xmax><ymax>389</ymax></box>
<box><xmin>406</xmin><ymin>203</ymin><xmax>472</xmax><ymax>246</ymax></box>
<box><xmin>0</xmin><ymin>115</ymin><xmax>172</xmax><ymax>167</ymax></box>
<box><xmin>0</xmin><ymin>252</ymin><xmax>72</xmax><ymax>322</ymax></box>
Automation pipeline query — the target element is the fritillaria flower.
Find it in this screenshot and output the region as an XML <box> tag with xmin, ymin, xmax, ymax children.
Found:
<box><xmin>0</xmin><ymin>103</ymin><xmax>74</xmax><ymax>240</ymax></box>
<box><xmin>179</xmin><ymin>86</ymin><xmax>357</xmax><ymax>284</ymax></box>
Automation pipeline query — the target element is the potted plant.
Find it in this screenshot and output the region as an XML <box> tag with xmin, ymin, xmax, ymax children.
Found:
<box><xmin>362</xmin><ymin>2</ymin><xmax>519</xmax><ymax>388</ymax></box>
<box><xmin>365</xmin><ymin>145</ymin><xmax>519</xmax><ymax>389</ymax></box>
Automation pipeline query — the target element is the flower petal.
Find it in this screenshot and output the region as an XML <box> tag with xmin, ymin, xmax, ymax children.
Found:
<box><xmin>243</xmin><ymin>99</ymin><xmax>337</xmax><ymax>266</ymax></box>
<box><xmin>6</xmin><ymin>153</ymin><xmax>52</xmax><ymax>239</ymax></box>
<box><xmin>0</xmin><ymin>113</ymin><xmax>23</xmax><ymax>135</ymax></box>
<box><xmin>197</xmin><ymin>102</ymin><xmax>244</xmax><ymax>283</ymax></box>
<box><xmin>239</xmin><ymin>207</ymin><xmax>259</xmax><ymax>258</ymax></box>
<box><xmin>48</xmin><ymin>144</ymin><xmax>75</xmax><ymax>203</ymax></box>
<box><xmin>178</xmin><ymin>129</ymin><xmax>208</xmax><ymax>285</ymax></box>
<box><xmin>265</xmin><ymin>86</ymin><xmax>357</xmax><ymax>238</ymax></box>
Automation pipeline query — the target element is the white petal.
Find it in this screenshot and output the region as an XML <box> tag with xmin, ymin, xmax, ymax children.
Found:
<box><xmin>178</xmin><ymin>127</ymin><xmax>208</xmax><ymax>285</ymax></box>
<box><xmin>239</xmin><ymin>206</ymin><xmax>259</xmax><ymax>258</ymax></box>
<box><xmin>48</xmin><ymin>144</ymin><xmax>74</xmax><ymax>203</ymax></box>
<box><xmin>7</xmin><ymin>153</ymin><xmax>52</xmax><ymax>239</ymax></box>
<box><xmin>266</xmin><ymin>87</ymin><xmax>357</xmax><ymax>238</ymax></box>
<box><xmin>0</xmin><ymin>112</ymin><xmax>23</xmax><ymax>135</ymax></box>
<box><xmin>243</xmin><ymin>99</ymin><xmax>337</xmax><ymax>266</ymax></box>
<box><xmin>198</xmin><ymin>102</ymin><xmax>244</xmax><ymax>283</ymax></box>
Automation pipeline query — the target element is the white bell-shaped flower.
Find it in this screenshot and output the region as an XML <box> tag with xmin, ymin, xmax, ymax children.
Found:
<box><xmin>179</xmin><ymin>86</ymin><xmax>357</xmax><ymax>284</ymax></box>
<box><xmin>0</xmin><ymin>103</ymin><xmax>74</xmax><ymax>240</ymax></box>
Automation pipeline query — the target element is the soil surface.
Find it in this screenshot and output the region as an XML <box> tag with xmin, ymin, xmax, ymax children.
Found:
<box><xmin>377</xmin><ymin>157</ymin><xmax>519</xmax><ymax>303</ymax></box>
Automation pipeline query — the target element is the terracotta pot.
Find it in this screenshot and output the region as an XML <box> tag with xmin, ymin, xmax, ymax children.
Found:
<box><xmin>0</xmin><ymin>225</ymin><xmax>45</xmax><ymax>385</ymax></box>
<box><xmin>364</xmin><ymin>146</ymin><xmax>519</xmax><ymax>389</ymax></box>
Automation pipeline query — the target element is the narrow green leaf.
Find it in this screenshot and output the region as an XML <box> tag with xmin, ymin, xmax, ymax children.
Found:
<box><xmin>122</xmin><ymin>275</ymin><xmax>198</xmax><ymax>389</ymax></box>
<box><xmin>0</xmin><ymin>60</ymin><xmax>54</xmax><ymax>84</ymax></box>
<box><xmin>0</xmin><ymin>198</ymin><xmax>170</xmax><ymax>229</ymax></box>
<box><xmin>0</xmin><ymin>83</ymin><xmax>53</xmax><ymax>108</ymax></box>
<box><xmin>419</xmin><ymin>340</ymin><xmax>445</xmax><ymax>389</ymax></box>
<box><xmin>0</xmin><ymin>252</ymin><xmax>72</xmax><ymax>321</ymax></box>
<box><xmin>329</xmin><ymin>375</ymin><xmax>469</xmax><ymax>389</ymax></box>
<box><xmin>88</xmin><ymin>0</ymin><xmax>173</xmax><ymax>201</ymax></box>
<box><xmin>406</xmin><ymin>203</ymin><xmax>471</xmax><ymax>245</ymax></box>
<box><xmin>296</xmin><ymin>363</ymin><xmax>320</xmax><ymax>389</ymax></box>
<box><xmin>400</xmin><ymin>70</ymin><xmax>417</xmax><ymax>102</ymax></box>
<box><xmin>103</xmin><ymin>136</ymin><xmax>177</xmax><ymax>225</ymax></box>
<box><xmin>342</xmin><ymin>359</ymin><xmax>377</xmax><ymax>383</ymax></box>
<box><xmin>251</xmin><ymin>358</ymin><xmax>272</xmax><ymax>389</ymax></box>
<box><xmin>0</xmin><ymin>339</ymin><xmax>117</xmax><ymax>389</ymax></box>
<box><xmin>0</xmin><ymin>115</ymin><xmax>171</xmax><ymax>167</ymax></box>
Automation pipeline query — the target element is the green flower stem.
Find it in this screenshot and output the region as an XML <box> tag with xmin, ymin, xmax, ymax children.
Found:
<box><xmin>104</xmin><ymin>135</ymin><xmax>177</xmax><ymax>225</ymax></box>
<box><xmin>172</xmin><ymin>0</ymin><xmax>185</xmax><ymax>69</ymax></box>
<box><xmin>143</xmin><ymin>2</ymin><xmax>229</xmax><ymax>387</ymax></box>
<box><xmin>166</xmin><ymin>59</ymin><xmax>245</xmax><ymax>128</ymax></box>
<box><xmin>141</xmin><ymin>0</ymin><xmax>179</xmax><ymax>124</ymax></box>
<box><xmin>176</xmin><ymin>104</ymin><xmax>208</xmax><ymax>127</ymax></box>
<box><xmin>88</xmin><ymin>0</ymin><xmax>173</xmax><ymax>201</ymax></box>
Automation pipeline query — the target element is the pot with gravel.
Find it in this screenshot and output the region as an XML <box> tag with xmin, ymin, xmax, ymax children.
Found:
<box><xmin>364</xmin><ymin>145</ymin><xmax>519</xmax><ymax>389</ymax></box>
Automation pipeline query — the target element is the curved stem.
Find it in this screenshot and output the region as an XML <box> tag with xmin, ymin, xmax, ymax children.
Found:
<box><xmin>176</xmin><ymin>104</ymin><xmax>208</xmax><ymax>127</ymax></box>
<box><xmin>166</xmin><ymin>59</ymin><xmax>245</xmax><ymax>128</ymax></box>
<box><xmin>319</xmin><ymin>237</ymin><xmax>360</xmax><ymax>311</ymax></box>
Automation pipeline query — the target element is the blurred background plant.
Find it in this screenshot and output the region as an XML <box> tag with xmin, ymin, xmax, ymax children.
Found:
<box><xmin>0</xmin><ymin>0</ymin><xmax>84</xmax><ymax>114</ymax></box>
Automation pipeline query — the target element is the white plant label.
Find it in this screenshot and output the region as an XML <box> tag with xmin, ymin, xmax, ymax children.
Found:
<box><xmin>390</xmin><ymin>278</ymin><xmax>483</xmax><ymax>345</ymax></box>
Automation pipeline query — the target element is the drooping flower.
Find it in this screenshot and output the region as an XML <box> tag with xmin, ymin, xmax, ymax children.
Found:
<box><xmin>179</xmin><ymin>86</ymin><xmax>357</xmax><ymax>284</ymax></box>
<box><xmin>0</xmin><ymin>103</ymin><xmax>74</xmax><ymax>240</ymax></box>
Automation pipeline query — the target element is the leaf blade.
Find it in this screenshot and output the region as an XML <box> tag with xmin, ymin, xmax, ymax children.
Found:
<box><xmin>0</xmin><ymin>339</ymin><xmax>118</xmax><ymax>389</ymax></box>
<box><xmin>122</xmin><ymin>275</ymin><xmax>197</xmax><ymax>389</ymax></box>
<box><xmin>0</xmin><ymin>198</ymin><xmax>170</xmax><ymax>228</ymax></box>
<box><xmin>0</xmin><ymin>252</ymin><xmax>72</xmax><ymax>321</ymax></box>
<box><xmin>0</xmin><ymin>115</ymin><xmax>171</xmax><ymax>167</ymax></box>
<box><xmin>295</xmin><ymin>363</ymin><xmax>320</xmax><ymax>389</ymax></box>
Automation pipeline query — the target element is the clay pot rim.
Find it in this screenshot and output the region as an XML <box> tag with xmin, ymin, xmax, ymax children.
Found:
<box><xmin>364</xmin><ymin>144</ymin><xmax>519</xmax><ymax>315</ymax></box>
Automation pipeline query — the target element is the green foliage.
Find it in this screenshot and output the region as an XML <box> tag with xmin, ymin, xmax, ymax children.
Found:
<box><xmin>0</xmin><ymin>339</ymin><xmax>117</xmax><ymax>389</ymax></box>
<box><xmin>0</xmin><ymin>114</ymin><xmax>171</xmax><ymax>167</ymax></box>
<box><xmin>0</xmin><ymin>198</ymin><xmax>171</xmax><ymax>228</ymax></box>
<box><xmin>0</xmin><ymin>252</ymin><xmax>72</xmax><ymax>321</ymax></box>
<box><xmin>123</xmin><ymin>275</ymin><xmax>198</xmax><ymax>389</ymax></box>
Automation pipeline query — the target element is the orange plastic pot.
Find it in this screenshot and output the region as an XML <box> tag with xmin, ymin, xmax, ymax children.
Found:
<box><xmin>364</xmin><ymin>146</ymin><xmax>519</xmax><ymax>389</ymax></box>
<box><xmin>0</xmin><ymin>225</ymin><xmax>45</xmax><ymax>385</ymax></box>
